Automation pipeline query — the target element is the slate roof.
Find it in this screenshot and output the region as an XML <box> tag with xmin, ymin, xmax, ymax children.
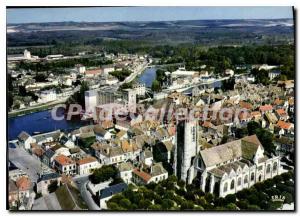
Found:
<box><xmin>200</xmin><ymin>135</ymin><xmax>261</xmax><ymax>167</ymax></box>
<box><xmin>37</xmin><ymin>172</ymin><xmax>60</xmax><ymax>182</ymax></box>
<box><xmin>44</xmin><ymin>148</ymin><xmax>55</xmax><ymax>159</ymax></box>
<box><xmin>18</xmin><ymin>131</ymin><xmax>31</xmax><ymax>142</ymax></box>
<box><xmin>33</xmin><ymin>130</ymin><xmax>61</xmax><ymax>143</ymax></box>
<box><xmin>93</xmin><ymin>125</ymin><xmax>108</xmax><ymax>136</ymax></box>
<box><xmin>118</xmin><ymin>162</ymin><xmax>133</xmax><ymax>172</ymax></box>
<box><xmin>151</xmin><ymin>163</ymin><xmax>167</xmax><ymax>176</ymax></box>
<box><xmin>99</xmin><ymin>183</ymin><xmax>128</xmax><ymax>199</ymax></box>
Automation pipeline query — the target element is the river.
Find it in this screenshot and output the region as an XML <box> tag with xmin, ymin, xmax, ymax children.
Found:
<box><xmin>8</xmin><ymin>109</ymin><xmax>90</xmax><ymax>140</ymax></box>
<box><xmin>8</xmin><ymin>67</ymin><xmax>157</xmax><ymax>141</ymax></box>
<box><xmin>137</xmin><ymin>67</ymin><xmax>157</xmax><ymax>87</ymax></box>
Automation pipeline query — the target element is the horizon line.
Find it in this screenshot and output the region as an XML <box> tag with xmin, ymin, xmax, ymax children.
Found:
<box><xmin>7</xmin><ymin>17</ymin><xmax>294</xmax><ymax>25</ymax></box>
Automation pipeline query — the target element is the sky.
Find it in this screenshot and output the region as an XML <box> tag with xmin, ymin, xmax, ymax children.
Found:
<box><xmin>7</xmin><ymin>7</ymin><xmax>293</xmax><ymax>24</ymax></box>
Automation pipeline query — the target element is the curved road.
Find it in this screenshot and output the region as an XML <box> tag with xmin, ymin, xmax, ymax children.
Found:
<box><xmin>74</xmin><ymin>175</ymin><xmax>100</xmax><ymax>210</ymax></box>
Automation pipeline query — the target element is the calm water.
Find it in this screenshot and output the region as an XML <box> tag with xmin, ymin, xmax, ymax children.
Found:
<box><xmin>8</xmin><ymin>68</ymin><xmax>157</xmax><ymax>141</ymax></box>
<box><xmin>8</xmin><ymin>109</ymin><xmax>89</xmax><ymax>140</ymax></box>
<box><xmin>138</xmin><ymin>67</ymin><xmax>157</xmax><ymax>87</ymax></box>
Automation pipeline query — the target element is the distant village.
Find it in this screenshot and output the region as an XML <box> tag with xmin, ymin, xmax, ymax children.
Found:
<box><xmin>8</xmin><ymin>49</ymin><xmax>294</xmax><ymax>210</ymax></box>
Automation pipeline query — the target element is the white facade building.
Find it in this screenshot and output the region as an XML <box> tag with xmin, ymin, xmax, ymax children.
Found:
<box><xmin>132</xmin><ymin>82</ymin><xmax>146</xmax><ymax>96</ymax></box>
<box><xmin>40</xmin><ymin>90</ymin><xmax>57</xmax><ymax>103</ymax></box>
<box><xmin>76</xmin><ymin>156</ymin><xmax>101</xmax><ymax>175</ymax></box>
<box><xmin>194</xmin><ymin>135</ymin><xmax>281</xmax><ymax>197</ymax></box>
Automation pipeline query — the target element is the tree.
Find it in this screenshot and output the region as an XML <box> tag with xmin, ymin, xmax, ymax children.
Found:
<box><xmin>138</xmin><ymin>199</ymin><xmax>152</xmax><ymax>209</ymax></box>
<box><xmin>224</xmin><ymin>194</ymin><xmax>236</xmax><ymax>205</ymax></box>
<box><xmin>48</xmin><ymin>180</ymin><xmax>58</xmax><ymax>193</ymax></box>
<box><xmin>177</xmin><ymin>179</ymin><xmax>185</xmax><ymax>188</ymax></box>
<box><xmin>89</xmin><ymin>165</ymin><xmax>118</xmax><ymax>184</ymax></box>
<box><xmin>235</xmin><ymin>127</ymin><xmax>248</xmax><ymax>139</ymax></box>
<box><xmin>107</xmin><ymin>202</ymin><xmax>121</xmax><ymax>210</ymax></box>
<box><xmin>247</xmin><ymin>121</ymin><xmax>261</xmax><ymax>135</ymax></box>
<box><xmin>236</xmin><ymin>200</ymin><xmax>249</xmax><ymax>210</ymax></box>
<box><xmin>161</xmin><ymin>199</ymin><xmax>174</xmax><ymax>210</ymax></box>
<box><xmin>119</xmin><ymin>198</ymin><xmax>131</xmax><ymax>209</ymax></box>
<box><xmin>180</xmin><ymin>200</ymin><xmax>194</xmax><ymax>210</ymax></box>
<box><xmin>282</xmin><ymin>191</ymin><xmax>294</xmax><ymax>204</ymax></box>
<box><xmin>221</xmin><ymin>135</ymin><xmax>228</xmax><ymax>144</ymax></box>
<box><xmin>254</xmin><ymin>128</ymin><xmax>275</xmax><ymax>153</ymax></box>
<box><xmin>151</xmin><ymin>79</ymin><xmax>161</xmax><ymax>92</ymax></box>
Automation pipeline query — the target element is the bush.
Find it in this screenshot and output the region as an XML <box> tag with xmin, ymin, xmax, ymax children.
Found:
<box><xmin>273</xmin><ymin>175</ymin><xmax>283</xmax><ymax>184</ymax></box>
<box><xmin>119</xmin><ymin>198</ymin><xmax>131</xmax><ymax>209</ymax></box>
<box><xmin>138</xmin><ymin>199</ymin><xmax>152</xmax><ymax>209</ymax></box>
<box><xmin>247</xmin><ymin>204</ymin><xmax>261</xmax><ymax>210</ymax></box>
<box><xmin>226</xmin><ymin>203</ymin><xmax>238</xmax><ymax>210</ymax></box>
<box><xmin>177</xmin><ymin>179</ymin><xmax>185</xmax><ymax>188</ymax></box>
<box><xmin>236</xmin><ymin>200</ymin><xmax>249</xmax><ymax>210</ymax></box>
<box><xmin>180</xmin><ymin>200</ymin><xmax>194</xmax><ymax>210</ymax></box>
<box><xmin>161</xmin><ymin>199</ymin><xmax>174</xmax><ymax>210</ymax></box>
<box><xmin>194</xmin><ymin>205</ymin><xmax>204</xmax><ymax>210</ymax></box>
<box><xmin>214</xmin><ymin>197</ymin><xmax>225</xmax><ymax>207</ymax></box>
<box><xmin>89</xmin><ymin>165</ymin><xmax>118</xmax><ymax>184</ymax></box>
<box><xmin>282</xmin><ymin>191</ymin><xmax>294</xmax><ymax>204</ymax></box>
<box><xmin>107</xmin><ymin>202</ymin><xmax>121</xmax><ymax>210</ymax></box>
<box><xmin>224</xmin><ymin>194</ymin><xmax>236</xmax><ymax>204</ymax></box>
<box><xmin>204</xmin><ymin>193</ymin><xmax>214</xmax><ymax>203</ymax></box>
<box><xmin>148</xmin><ymin>204</ymin><xmax>162</xmax><ymax>210</ymax></box>
<box><xmin>281</xmin><ymin>172</ymin><xmax>293</xmax><ymax>182</ymax></box>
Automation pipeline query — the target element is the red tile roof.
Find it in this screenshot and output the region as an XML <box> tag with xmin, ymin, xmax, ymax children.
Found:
<box><xmin>277</xmin><ymin>120</ymin><xmax>293</xmax><ymax>130</ymax></box>
<box><xmin>76</xmin><ymin>156</ymin><xmax>97</xmax><ymax>165</ymax></box>
<box><xmin>251</xmin><ymin>111</ymin><xmax>261</xmax><ymax>117</ymax></box>
<box><xmin>274</xmin><ymin>98</ymin><xmax>284</xmax><ymax>106</ymax></box>
<box><xmin>276</xmin><ymin>109</ymin><xmax>287</xmax><ymax>116</ymax></box>
<box><xmin>133</xmin><ymin>168</ymin><xmax>151</xmax><ymax>183</ymax></box>
<box><xmin>259</xmin><ymin>105</ymin><xmax>273</xmax><ymax>112</ymax></box>
<box><xmin>239</xmin><ymin>101</ymin><xmax>253</xmax><ymax>110</ymax></box>
<box><xmin>54</xmin><ymin>155</ymin><xmax>75</xmax><ymax>166</ymax></box>
<box><xmin>16</xmin><ymin>176</ymin><xmax>31</xmax><ymax>191</ymax></box>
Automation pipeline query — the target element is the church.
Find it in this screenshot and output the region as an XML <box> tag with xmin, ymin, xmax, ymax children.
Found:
<box><xmin>193</xmin><ymin>135</ymin><xmax>281</xmax><ymax>197</ymax></box>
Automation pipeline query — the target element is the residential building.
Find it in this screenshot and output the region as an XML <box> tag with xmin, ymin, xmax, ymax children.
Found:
<box><xmin>117</xmin><ymin>162</ymin><xmax>134</xmax><ymax>184</ymax></box>
<box><xmin>99</xmin><ymin>183</ymin><xmax>128</xmax><ymax>209</ymax></box>
<box><xmin>37</xmin><ymin>172</ymin><xmax>61</xmax><ymax>195</ymax></box>
<box><xmin>17</xmin><ymin>131</ymin><xmax>36</xmax><ymax>150</ymax></box>
<box><xmin>132</xmin><ymin>163</ymin><xmax>168</xmax><ymax>185</ymax></box>
<box><xmin>39</xmin><ymin>89</ymin><xmax>57</xmax><ymax>103</ymax></box>
<box><xmin>53</xmin><ymin>155</ymin><xmax>76</xmax><ymax>175</ymax></box>
<box><xmin>76</xmin><ymin>156</ymin><xmax>101</xmax><ymax>175</ymax></box>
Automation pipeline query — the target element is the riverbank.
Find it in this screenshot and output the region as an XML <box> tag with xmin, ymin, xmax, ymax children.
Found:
<box><xmin>8</xmin><ymin>100</ymin><xmax>66</xmax><ymax>118</ymax></box>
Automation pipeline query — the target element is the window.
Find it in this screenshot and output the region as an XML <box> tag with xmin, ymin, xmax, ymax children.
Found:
<box><xmin>238</xmin><ymin>177</ymin><xmax>242</xmax><ymax>186</ymax></box>
<box><xmin>230</xmin><ymin>180</ymin><xmax>235</xmax><ymax>190</ymax></box>
<box><xmin>273</xmin><ymin>162</ymin><xmax>278</xmax><ymax>172</ymax></box>
<box><xmin>258</xmin><ymin>166</ymin><xmax>263</xmax><ymax>171</ymax></box>
<box><xmin>192</xmin><ymin>126</ymin><xmax>196</xmax><ymax>142</ymax></box>
<box><xmin>266</xmin><ymin>164</ymin><xmax>271</xmax><ymax>173</ymax></box>
<box><xmin>251</xmin><ymin>173</ymin><xmax>255</xmax><ymax>181</ymax></box>
<box><xmin>223</xmin><ymin>182</ymin><xmax>228</xmax><ymax>193</ymax></box>
<box><xmin>244</xmin><ymin>175</ymin><xmax>248</xmax><ymax>184</ymax></box>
